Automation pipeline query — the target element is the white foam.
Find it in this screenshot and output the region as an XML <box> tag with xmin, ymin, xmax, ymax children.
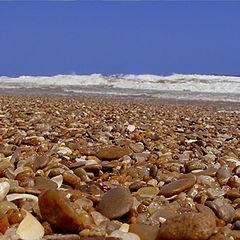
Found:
<box><xmin>0</xmin><ymin>73</ymin><xmax>240</xmax><ymax>96</ymax></box>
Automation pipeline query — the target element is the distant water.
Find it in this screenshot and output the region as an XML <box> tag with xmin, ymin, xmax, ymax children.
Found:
<box><xmin>0</xmin><ymin>73</ymin><xmax>240</xmax><ymax>102</ymax></box>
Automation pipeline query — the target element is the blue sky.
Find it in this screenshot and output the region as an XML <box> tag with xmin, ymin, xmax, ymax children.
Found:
<box><xmin>0</xmin><ymin>1</ymin><xmax>239</xmax><ymax>77</ymax></box>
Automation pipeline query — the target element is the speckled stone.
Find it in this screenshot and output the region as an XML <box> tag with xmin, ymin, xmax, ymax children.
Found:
<box><xmin>157</xmin><ymin>212</ymin><xmax>216</xmax><ymax>240</ymax></box>
<box><xmin>97</xmin><ymin>186</ymin><xmax>133</xmax><ymax>219</ymax></box>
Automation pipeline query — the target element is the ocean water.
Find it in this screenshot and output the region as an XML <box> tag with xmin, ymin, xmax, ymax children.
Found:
<box><xmin>0</xmin><ymin>73</ymin><xmax>240</xmax><ymax>103</ymax></box>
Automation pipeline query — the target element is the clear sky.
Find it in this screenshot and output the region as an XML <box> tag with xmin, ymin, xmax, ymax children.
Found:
<box><xmin>0</xmin><ymin>1</ymin><xmax>239</xmax><ymax>77</ymax></box>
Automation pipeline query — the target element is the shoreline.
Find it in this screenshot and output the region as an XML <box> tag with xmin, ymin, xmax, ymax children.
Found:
<box><xmin>0</xmin><ymin>89</ymin><xmax>240</xmax><ymax>110</ymax></box>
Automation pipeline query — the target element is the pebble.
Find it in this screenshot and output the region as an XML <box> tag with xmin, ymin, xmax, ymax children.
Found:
<box><xmin>110</xmin><ymin>230</ymin><xmax>140</xmax><ymax>240</ymax></box>
<box><xmin>34</xmin><ymin>176</ymin><xmax>58</xmax><ymax>190</ymax></box>
<box><xmin>96</xmin><ymin>146</ymin><xmax>132</xmax><ymax>160</ymax></box>
<box><xmin>157</xmin><ymin>212</ymin><xmax>216</xmax><ymax>240</ymax></box>
<box><xmin>39</xmin><ymin>190</ymin><xmax>82</xmax><ymax>232</ymax></box>
<box><xmin>43</xmin><ymin>234</ymin><xmax>81</xmax><ymax>240</ymax></box>
<box><xmin>97</xmin><ymin>186</ymin><xmax>133</xmax><ymax>219</ymax></box>
<box><xmin>159</xmin><ymin>177</ymin><xmax>195</xmax><ymax>197</ymax></box>
<box><xmin>136</xmin><ymin>187</ymin><xmax>159</xmax><ymax>197</ymax></box>
<box><xmin>0</xmin><ymin>181</ymin><xmax>10</xmax><ymax>201</ymax></box>
<box><xmin>129</xmin><ymin>223</ymin><xmax>159</xmax><ymax>240</ymax></box>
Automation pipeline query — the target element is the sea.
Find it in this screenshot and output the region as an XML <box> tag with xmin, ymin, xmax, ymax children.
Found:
<box><xmin>0</xmin><ymin>73</ymin><xmax>240</xmax><ymax>108</ymax></box>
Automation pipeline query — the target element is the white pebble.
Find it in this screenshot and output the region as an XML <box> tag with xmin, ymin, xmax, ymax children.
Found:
<box><xmin>127</xmin><ymin>125</ymin><xmax>136</xmax><ymax>132</ymax></box>
<box><xmin>0</xmin><ymin>181</ymin><xmax>10</xmax><ymax>201</ymax></box>
<box><xmin>110</xmin><ymin>230</ymin><xmax>140</xmax><ymax>240</ymax></box>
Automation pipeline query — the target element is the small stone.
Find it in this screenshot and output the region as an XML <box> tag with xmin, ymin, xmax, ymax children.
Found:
<box><xmin>34</xmin><ymin>176</ymin><xmax>58</xmax><ymax>190</ymax></box>
<box><xmin>43</xmin><ymin>234</ymin><xmax>80</xmax><ymax>240</ymax></box>
<box><xmin>127</xmin><ymin>125</ymin><xmax>136</xmax><ymax>132</ymax></box>
<box><xmin>110</xmin><ymin>230</ymin><xmax>140</xmax><ymax>240</ymax></box>
<box><xmin>159</xmin><ymin>177</ymin><xmax>195</xmax><ymax>197</ymax></box>
<box><xmin>215</xmin><ymin>204</ymin><xmax>235</xmax><ymax>223</ymax></box>
<box><xmin>157</xmin><ymin>212</ymin><xmax>216</xmax><ymax>240</ymax></box>
<box><xmin>133</xmin><ymin>153</ymin><xmax>149</xmax><ymax>164</ymax></box>
<box><xmin>129</xmin><ymin>142</ymin><xmax>144</xmax><ymax>153</ymax></box>
<box><xmin>0</xmin><ymin>181</ymin><xmax>10</xmax><ymax>201</ymax></box>
<box><xmin>97</xmin><ymin>186</ymin><xmax>133</xmax><ymax>219</ymax></box>
<box><xmin>217</xmin><ymin>165</ymin><xmax>231</xmax><ymax>185</ymax></box>
<box><xmin>34</xmin><ymin>155</ymin><xmax>50</xmax><ymax>171</ymax></box>
<box><xmin>129</xmin><ymin>223</ymin><xmax>159</xmax><ymax>240</ymax></box>
<box><xmin>147</xmin><ymin>179</ymin><xmax>158</xmax><ymax>187</ymax></box>
<box><xmin>136</xmin><ymin>187</ymin><xmax>159</xmax><ymax>197</ymax></box>
<box><xmin>39</xmin><ymin>190</ymin><xmax>82</xmax><ymax>232</ymax></box>
<box><xmin>96</xmin><ymin>146</ymin><xmax>132</xmax><ymax>160</ymax></box>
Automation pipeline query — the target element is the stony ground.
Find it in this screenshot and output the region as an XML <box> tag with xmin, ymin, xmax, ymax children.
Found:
<box><xmin>0</xmin><ymin>95</ymin><xmax>240</xmax><ymax>240</ymax></box>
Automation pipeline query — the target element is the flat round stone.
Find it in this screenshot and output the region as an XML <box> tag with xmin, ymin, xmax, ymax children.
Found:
<box><xmin>159</xmin><ymin>177</ymin><xmax>195</xmax><ymax>197</ymax></box>
<box><xmin>97</xmin><ymin>186</ymin><xmax>133</xmax><ymax>219</ymax></box>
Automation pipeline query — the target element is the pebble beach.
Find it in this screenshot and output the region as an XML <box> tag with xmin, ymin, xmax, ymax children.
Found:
<box><xmin>0</xmin><ymin>94</ymin><xmax>240</xmax><ymax>240</ymax></box>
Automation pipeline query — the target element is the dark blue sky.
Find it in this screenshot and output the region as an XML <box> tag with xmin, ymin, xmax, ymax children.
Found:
<box><xmin>0</xmin><ymin>1</ymin><xmax>239</xmax><ymax>77</ymax></box>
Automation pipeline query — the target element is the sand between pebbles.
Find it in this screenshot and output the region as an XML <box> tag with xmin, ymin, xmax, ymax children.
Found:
<box><xmin>0</xmin><ymin>95</ymin><xmax>240</xmax><ymax>240</ymax></box>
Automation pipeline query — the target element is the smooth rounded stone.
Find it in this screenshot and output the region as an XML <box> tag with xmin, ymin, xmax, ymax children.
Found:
<box><xmin>43</xmin><ymin>234</ymin><xmax>80</xmax><ymax>240</ymax></box>
<box><xmin>127</xmin><ymin>125</ymin><xmax>136</xmax><ymax>132</ymax></box>
<box><xmin>110</xmin><ymin>230</ymin><xmax>140</xmax><ymax>240</ymax></box>
<box><xmin>74</xmin><ymin>168</ymin><xmax>91</xmax><ymax>182</ymax></box>
<box><xmin>62</xmin><ymin>171</ymin><xmax>81</xmax><ymax>188</ymax></box>
<box><xmin>196</xmin><ymin>175</ymin><xmax>217</xmax><ymax>188</ymax></box>
<box><xmin>129</xmin><ymin>182</ymin><xmax>147</xmax><ymax>192</ymax></box>
<box><xmin>132</xmin><ymin>153</ymin><xmax>149</xmax><ymax>164</ymax></box>
<box><xmin>129</xmin><ymin>223</ymin><xmax>159</xmax><ymax>240</ymax></box>
<box><xmin>215</xmin><ymin>204</ymin><xmax>235</xmax><ymax>223</ymax></box>
<box><xmin>0</xmin><ymin>181</ymin><xmax>10</xmax><ymax>201</ymax></box>
<box><xmin>187</xmin><ymin>160</ymin><xmax>206</xmax><ymax>171</ymax></box>
<box><xmin>226</xmin><ymin>188</ymin><xmax>240</xmax><ymax>200</ymax></box>
<box><xmin>136</xmin><ymin>187</ymin><xmax>159</xmax><ymax>197</ymax></box>
<box><xmin>34</xmin><ymin>154</ymin><xmax>51</xmax><ymax>170</ymax></box>
<box><xmin>97</xmin><ymin>186</ymin><xmax>133</xmax><ymax>219</ymax></box>
<box><xmin>34</xmin><ymin>176</ymin><xmax>58</xmax><ymax>190</ymax></box>
<box><xmin>96</xmin><ymin>146</ymin><xmax>132</xmax><ymax>160</ymax></box>
<box><xmin>150</xmin><ymin>165</ymin><xmax>158</xmax><ymax>178</ymax></box>
<box><xmin>217</xmin><ymin>165</ymin><xmax>231</xmax><ymax>185</ymax></box>
<box><xmin>99</xmin><ymin>221</ymin><xmax>120</xmax><ymax>235</ymax></box>
<box><xmin>203</xmin><ymin>154</ymin><xmax>216</xmax><ymax>164</ymax></box>
<box><xmin>149</xmin><ymin>209</ymin><xmax>178</xmax><ymax>225</ymax></box>
<box><xmin>0</xmin><ymin>201</ymin><xmax>17</xmax><ymax>215</ymax></box>
<box><xmin>129</xmin><ymin>142</ymin><xmax>144</xmax><ymax>153</ymax></box>
<box><xmin>234</xmin><ymin>220</ymin><xmax>240</xmax><ymax>230</ymax></box>
<box><xmin>69</xmin><ymin>161</ymin><xmax>86</xmax><ymax>169</ymax></box>
<box><xmin>159</xmin><ymin>177</ymin><xmax>195</xmax><ymax>197</ymax></box>
<box><xmin>39</xmin><ymin>190</ymin><xmax>82</xmax><ymax>232</ymax></box>
<box><xmin>194</xmin><ymin>168</ymin><xmax>217</xmax><ymax>177</ymax></box>
<box><xmin>83</xmin><ymin>164</ymin><xmax>102</xmax><ymax>172</ymax></box>
<box><xmin>157</xmin><ymin>212</ymin><xmax>216</xmax><ymax>240</ymax></box>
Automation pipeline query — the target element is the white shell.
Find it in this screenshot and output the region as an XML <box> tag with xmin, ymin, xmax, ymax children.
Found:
<box><xmin>16</xmin><ymin>210</ymin><xmax>44</xmax><ymax>240</ymax></box>
<box><xmin>0</xmin><ymin>181</ymin><xmax>10</xmax><ymax>201</ymax></box>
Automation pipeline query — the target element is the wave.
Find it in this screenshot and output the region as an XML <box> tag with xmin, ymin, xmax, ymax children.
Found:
<box><xmin>0</xmin><ymin>73</ymin><xmax>240</xmax><ymax>94</ymax></box>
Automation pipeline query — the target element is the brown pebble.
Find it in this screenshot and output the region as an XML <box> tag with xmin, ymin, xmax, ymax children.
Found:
<box><xmin>35</xmin><ymin>176</ymin><xmax>58</xmax><ymax>190</ymax></box>
<box><xmin>157</xmin><ymin>212</ymin><xmax>216</xmax><ymax>240</ymax></box>
<box><xmin>129</xmin><ymin>223</ymin><xmax>159</xmax><ymax>240</ymax></box>
<box><xmin>43</xmin><ymin>234</ymin><xmax>81</xmax><ymax>240</ymax></box>
<box><xmin>96</xmin><ymin>146</ymin><xmax>132</xmax><ymax>160</ymax></box>
<box><xmin>39</xmin><ymin>190</ymin><xmax>82</xmax><ymax>232</ymax></box>
<box><xmin>97</xmin><ymin>186</ymin><xmax>133</xmax><ymax>219</ymax></box>
<box><xmin>159</xmin><ymin>177</ymin><xmax>195</xmax><ymax>197</ymax></box>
